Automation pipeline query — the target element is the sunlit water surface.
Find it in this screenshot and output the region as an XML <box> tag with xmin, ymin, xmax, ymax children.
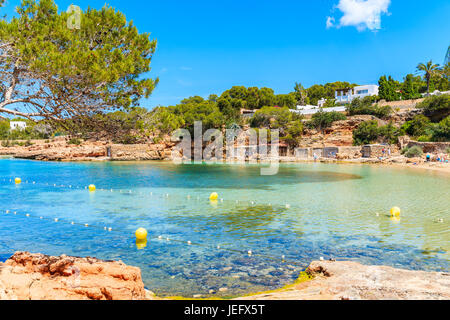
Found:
<box><xmin>0</xmin><ymin>158</ymin><xmax>448</xmax><ymax>297</ymax></box>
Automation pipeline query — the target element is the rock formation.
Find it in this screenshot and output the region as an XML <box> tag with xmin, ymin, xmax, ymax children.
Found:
<box><xmin>239</xmin><ymin>260</ymin><xmax>450</xmax><ymax>300</ymax></box>
<box><xmin>0</xmin><ymin>252</ymin><xmax>155</xmax><ymax>300</ymax></box>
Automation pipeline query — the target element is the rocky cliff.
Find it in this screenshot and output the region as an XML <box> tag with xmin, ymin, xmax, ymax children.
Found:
<box><xmin>0</xmin><ymin>252</ymin><xmax>155</xmax><ymax>300</ymax></box>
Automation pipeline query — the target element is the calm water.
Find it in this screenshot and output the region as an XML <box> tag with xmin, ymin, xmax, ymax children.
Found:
<box><xmin>0</xmin><ymin>158</ymin><xmax>449</xmax><ymax>297</ymax></box>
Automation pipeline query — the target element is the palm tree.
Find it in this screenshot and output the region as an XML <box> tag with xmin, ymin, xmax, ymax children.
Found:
<box><xmin>416</xmin><ymin>60</ymin><xmax>441</xmax><ymax>95</ymax></box>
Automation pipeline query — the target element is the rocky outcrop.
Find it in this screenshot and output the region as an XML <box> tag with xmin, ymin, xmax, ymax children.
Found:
<box><xmin>239</xmin><ymin>260</ymin><xmax>450</xmax><ymax>300</ymax></box>
<box><xmin>0</xmin><ymin>252</ymin><xmax>155</xmax><ymax>300</ymax></box>
<box><xmin>301</xmin><ymin>115</ymin><xmax>385</xmax><ymax>148</ymax></box>
<box><xmin>0</xmin><ymin>137</ymin><xmax>176</xmax><ymax>162</ymax></box>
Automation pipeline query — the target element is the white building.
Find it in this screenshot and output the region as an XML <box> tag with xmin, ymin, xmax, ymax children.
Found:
<box><xmin>10</xmin><ymin>121</ymin><xmax>27</xmax><ymax>131</ymax></box>
<box><xmin>292</xmin><ymin>105</ymin><xmax>346</xmax><ymax>115</ymax></box>
<box><xmin>335</xmin><ymin>85</ymin><xmax>379</xmax><ymax>104</ymax></box>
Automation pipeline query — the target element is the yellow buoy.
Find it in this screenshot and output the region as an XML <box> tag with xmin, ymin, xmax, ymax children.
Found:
<box><xmin>209</xmin><ymin>192</ymin><xmax>219</xmax><ymax>201</ymax></box>
<box><xmin>136</xmin><ymin>239</ymin><xmax>147</xmax><ymax>250</ymax></box>
<box><xmin>88</xmin><ymin>184</ymin><xmax>96</xmax><ymax>192</ymax></box>
<box><xmin>15</xmin><ymin>178</ymin><xmax>21</xmax><ymax>184</ymax></box>
<box><xmin>135</xmin><ymin>227</ymin><xmax>148</xmax><ymax>241</ymax></box>
<box><xmin>390</xmin><ymin>207</ymin><xmax>401</xmax><ymax>217</ymax></box>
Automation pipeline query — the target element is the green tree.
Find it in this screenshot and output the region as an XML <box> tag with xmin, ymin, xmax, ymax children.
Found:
<box><xmin>293</xmin><ymin>82</ymin><xmax>309</xmax><ymax>105</ymax></box>
<box><xmin>353</xmin><ymin>120</ymin><xmax>380</xmax><ymax>145</ymax></box>
<box><xmin>417</xmin><ymin>60</ymin><xmax>441</xmax><ymax>94</ymax></box>
<box><xmin>431</xmin><ymin>116</ymin><xmax>450</xmax><ymax>142</ymax></box>
<box><xmin>0</xmin><ymin>0</ymin><xmax>157</xmax><ymax>121</ymax></box>
<box><xmin>306</xmin><ymin>84</ymin><xmax>326</xmax><ymax>106</ymax></box>
<box><xmin>402</xmin><ymin>74</ymin><xmax>422</xmax><ymax>100</ymax></box>
<box><xmin>378</xmin><ymin>75</ymin><xmax>400</xmax><ymax>101</ymax></box>
<box><xmin>401</xmin><ymin>115</ymin><xmax>431</xmax><ymax>137</ymax></box>
<box><xmin>417</xmin><ymin>94</ymin><xmax>450</xmax><ymax>122</ymax></box>
<box><xmin>308</xmin><ymin>110</ymin><xmax>346</xmax><ymax>131</ymax></box>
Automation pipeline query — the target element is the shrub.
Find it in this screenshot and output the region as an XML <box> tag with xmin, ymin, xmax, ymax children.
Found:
<box><xmin>404</xmin><ymin>146</ymin><xmax>423</xmax><ymax>158</ymax></box>
<box><xmin>430</xmin><ymin>116</ymin><xmax>450</xmax><ymax>142</ymax></box>
<box><xmin>378</xmin><ymin>122</ymin><xmax>401</xmax><ymax>144</ymax></box>
<box><xmin>417</xmin><ymin>94</ymin><xmax>450</xmax><ymax>122</ymax></box>
<box><xmin>401</xmin><ymin>114</ymin><xmax>431</xmax><ymax>137</ymax></box>
<box><xmin>67</xmin><ymin>138</ymin><xmax>82</xmax><ymax>145</ymax></box>
<box><xmin>346</xmin><ymin>97</ymin><xmax>392</xmax><ymax>119</ymax></box>
<box><xmin>353</xmin><ymin>120</ymin><xmax>401</xmax><ymax>145</ymax></box>
<box><xmin>308</xmin><ymin>110</ymin><xmax>346</xmax><ymax>130</ymax></box>
<box><xmin>353</xmin><ymin>120</ymin><xmax>380</xmax><ymax>145</ymax></box>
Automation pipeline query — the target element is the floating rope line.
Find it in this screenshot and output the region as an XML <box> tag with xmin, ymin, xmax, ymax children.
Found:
<box><xmin>4</xmin><ymin>177</ymin><xmax>300</xmax><ymax>212</ymax></box>
<box><xmin>1</xmin><ymin>207</ymin><xmax>309</xmax><ymax>267</ymax></box>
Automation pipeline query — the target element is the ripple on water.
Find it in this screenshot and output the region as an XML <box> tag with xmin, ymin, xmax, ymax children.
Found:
<box><xmin>0</xmin><ymin>159</ymin><xmax>449</xmax><ymax>297</ymax></box>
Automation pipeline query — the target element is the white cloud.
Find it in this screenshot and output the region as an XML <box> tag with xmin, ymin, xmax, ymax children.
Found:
<box><xmin>180</xmin><ymin>66</ymin><xmax>193</xmax><ymax>71</ymax></box>
<box><xmin>326</xmin><ymin>16</ymin><xmax>335</xmax><ymax>29</ymax></box>
<box><xmin>327</xmin><ymin>0</ymin><xmax>391</xmax><ymax>31</ymax></box>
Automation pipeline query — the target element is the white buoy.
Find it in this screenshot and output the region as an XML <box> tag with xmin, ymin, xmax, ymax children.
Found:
<box><xmin>187</xmin><ymin>241</ymin><xmax>192</xmax><ymax>245</ymax></box>
<box><xmin>108</xmin><ymin>227</ymin><xmax>112</xmax><ymax>231</ymax></box>
<box><xmin>286</xmin><ymin>204</ymin><xmax>291</xmax><ymax>209</ymax></box>
<box><xmin>85</xmin><ymin>224</ymin><xmax>89</xmax><ymax>227</ymax></box>
<box><xmin>217</xmin><ymin>245</ymin><xmax>221</xmax><ymax>249</ymax></box>
<box><xmin>248</xmin><ymin>250</ymin><xmax>253</xmax><ymax>256</ymax></box>
<box><xmin>26</xmin><ymin>214</ymin><xmax>30</xmax><ymax>217</ymax></box>
<box><xmin>320</xmin><ymin>257</ymin><xmax>324</xmax><ymax>261</ymax></box>
<box><xmin>54</xmin><ymin>218</ymin><xmax>58</xmax><ymax>222</ymax></box>
<box><xmin>158</xmin><ymin>236</ymin><xmax>163</xmax><ymax>239</ymax></box>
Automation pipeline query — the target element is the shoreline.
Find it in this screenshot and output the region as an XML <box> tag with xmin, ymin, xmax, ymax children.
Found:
<box><xmin>2</xmin><ymin>153</ymin><xmax>450</xmax><ymax>175</ymax></box>
<box><xmin>1</xmin><ymin>252</ymin><xmax>448</xmax><ymax>300</ymax></box>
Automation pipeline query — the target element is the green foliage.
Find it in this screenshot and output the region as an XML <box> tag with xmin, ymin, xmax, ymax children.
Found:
<box><xmin>401</xmin><ymin>74</ymin><xmax>422</xmax><ymax>100</ymax></box>
<box><xmin>378</xmin><ymin>75</ymin><xmax>401</xmax><ymax>101</ymax></box>
<box><xmin>404</xmin><ymin>146</ymin><xmax>424</xmax><ymax>158</ymax></box>
<box><xmin>417</xmin><ymin>60</ymin><xmax>441</xmax><ymax>94</ymax></box>
<box><xmin>250</xmin><ymin>106</ymin><xmax>303</xmax><ymax>145</ymax></box>
<box><xmin>0</xmin><ymin>119</ymin><xmax>51</xmax><ymax>140</ymax></box>
<box><xmin>352</xmin><ymin>120</ymin><xmax>380</xmax><ymax>145</ymax></box>
<box><xmin>0</xmin><ymin>0</ymin><xmax>157</xmax><ymax>120</ymax></box>
<box><xmin>251</xmin><ymin>106</ymin><xmax>299</xmax><ymax>128</ymax></box>
<box><xmin>67</xmin><ymin>138</ymin><xmax>82</xmax><ymax>145</ymax></box>
<box><xmin>168</xmin><ymin>99</ymin><xmax>225</xmax><ymax>135</ymax></box>
<box><xmin>346</xmin><ymin>97</ymin><xmax>393</xmax><ymax>119</ymax></box>
<box><xmin>417</xmin><ymin>94</ymin><xmax>450</xmax><ymax>122</ymax></box>
<box><xmin>353</xmin><ymin>120</ymin><xmax>401</xmax><ymax>145</ymax></box>
<box><xmin>307</xmin><ymin>110</ymin><xmax>346</xmax><ymax>131</ymax></box>
<box><xmin>430</xmin><ymin>116</ymin><xmax>450</xmax><ymax>142</ymax></box>
<box><xmin>401</xmin><ymin>115</ymin><xmax>431</xmax><ymax>137</ymax></box>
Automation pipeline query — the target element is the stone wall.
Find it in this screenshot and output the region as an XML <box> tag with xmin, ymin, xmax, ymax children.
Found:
<box><xmin>109</xmin><ymin>144</ymin><xmax>173</xmax><ymax>161</ymax></box>
<box><xmin>378</xmin><ymin>98</ymin><xmax>424</xmax><ymax>110</ymax></box>
<box><xmin>294</xmin><ymin>146</ymin><xmax>362</xmax><ymax>159</ymax></box>
<box><xmin>406</xmin><ymin>141</ymin><xmax>450</xmax><ymax>154</ymax></box>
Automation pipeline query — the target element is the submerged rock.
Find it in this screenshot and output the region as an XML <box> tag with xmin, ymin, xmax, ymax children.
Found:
<box><xmin>238</xmin><ymin>260</ymin><xmax>450</xmax><ymax>300</ymax></box>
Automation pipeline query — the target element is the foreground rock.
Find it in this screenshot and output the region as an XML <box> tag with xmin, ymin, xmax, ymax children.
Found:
<box><xmin>0</xmin><ymin>252</ymin><xmax>155</xmax><ymax>300</ymax></box>
<box><xmin>238</xmin><ymin>260</ymin><xmax>450</xmax><ymax>300</ymax></box>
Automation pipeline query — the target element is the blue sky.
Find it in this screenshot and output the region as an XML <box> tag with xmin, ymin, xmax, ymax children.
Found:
<box><xmin>2</xmin><ymin>0</ymin><xmax>450</xmax><ymax>109</ymax></box>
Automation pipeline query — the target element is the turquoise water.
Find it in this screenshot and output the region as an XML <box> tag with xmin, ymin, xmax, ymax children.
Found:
<box><xmin>0</xmin><ymin>158</ymin><xmax>449</xmax><ymax>297</ymax></box>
